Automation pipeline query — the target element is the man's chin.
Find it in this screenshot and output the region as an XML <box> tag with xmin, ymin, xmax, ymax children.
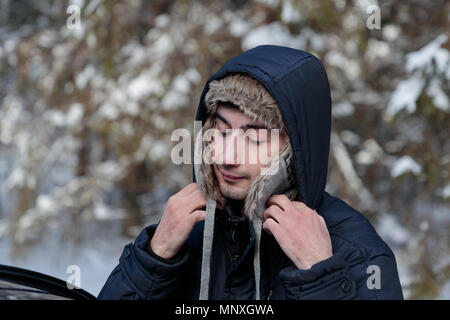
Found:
<box><xmin>218</xmin><ymin>183</ymin><xmax>248</xmax><ymax>201</ymax></box>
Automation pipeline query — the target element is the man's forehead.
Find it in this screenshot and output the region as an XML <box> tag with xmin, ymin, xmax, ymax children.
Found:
<box><xmin>216</xmin><ymin>103</ymin><xmax>266</xmax><ymax>127</ymax></box>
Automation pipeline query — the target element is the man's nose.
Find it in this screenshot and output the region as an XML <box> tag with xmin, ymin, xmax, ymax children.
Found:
<box><xmin>221</xmin><ymin>131</ymin><xmax>241</xmax><ymax>166</ymax></box>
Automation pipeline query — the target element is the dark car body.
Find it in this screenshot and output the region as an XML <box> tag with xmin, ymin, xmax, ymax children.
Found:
<box><xmin>0</xmin><ymin>264</ymin><xmax>95</xmax><ymax>300</ymax></box>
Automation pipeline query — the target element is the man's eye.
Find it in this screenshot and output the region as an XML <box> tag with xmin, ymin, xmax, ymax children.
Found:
<box><xmin>246</xmin><ymin>131</ymin><xmax>267</xmax><ymax>145</ymax></box>
<box><xmin>247</xmin><ymin>137</ymin><xmax>265</xmax><ymax>145</ymax></box>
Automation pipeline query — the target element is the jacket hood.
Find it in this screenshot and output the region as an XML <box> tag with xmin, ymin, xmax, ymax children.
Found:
<box><xmin>193</xmin><ymin>45</ymin><xmax>332</xmax><ymax>211</ymax></box>
<box><xmin>193</xmin><ymin>45</ymin><xmax>332</xmax><ymax>300</ymax></box>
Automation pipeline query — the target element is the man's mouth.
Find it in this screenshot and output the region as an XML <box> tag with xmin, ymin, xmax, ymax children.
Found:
<box><xmin>219</xmin><ymin>169</ymin><xmax>245</xmax><ymax>182</ymax></box>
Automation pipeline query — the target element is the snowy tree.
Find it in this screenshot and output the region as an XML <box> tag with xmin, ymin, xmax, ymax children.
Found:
<box><xmin>0</xmin><ymin>0</ymin><xmax>448</xmax><ymax>298</ymax></box>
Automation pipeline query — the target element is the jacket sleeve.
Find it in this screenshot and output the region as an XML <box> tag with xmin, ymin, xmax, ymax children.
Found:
<box><xmin>278</xmin><ymin>251</ymin><xmax>404</xmax><ymax>300</ymax></box>
<box><xmin>97</xmin><ymin>224</ymin><xmax>190</xmax><ymax>300</ymax></box>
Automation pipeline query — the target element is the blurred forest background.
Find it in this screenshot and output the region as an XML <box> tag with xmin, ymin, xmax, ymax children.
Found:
<box><xmin>0</xmin><ymin>0</ymin><xmax>449</xmax><ymax>298</ymax></box>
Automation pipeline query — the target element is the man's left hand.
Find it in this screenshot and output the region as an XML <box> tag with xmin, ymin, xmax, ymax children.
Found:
<box><xmin>262</xmin><ymin>194</ymin><xmax>333</xmax><ymax>270</ymax></box>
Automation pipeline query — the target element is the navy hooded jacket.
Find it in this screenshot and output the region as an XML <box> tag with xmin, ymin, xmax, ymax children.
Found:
<box><xmin>98</xmin><ymin>45</ymin><xmax>404</xmax><ymax>300</ymax></box>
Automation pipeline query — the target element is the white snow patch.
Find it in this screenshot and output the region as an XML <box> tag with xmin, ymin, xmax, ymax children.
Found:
<box><xmin>91</xmin><ymin>160</ymin><xmax>125</xmax><ymax>182</ymax></box>
<box><xmin>66</xmin><ymin>103</ymin><xmax>84</xmax><ymax>127</ymax></box>
<box><xmin>151</xmin><ymin>33</ymin><xmax>175</xmax><ymax>58</ymax></box>
<box><xmin>356</xmin><ymin>139</ymin><xmax>384</xmax><ymax>165</ymax></box>
<box><xmin>439</xmin><ymin>184</ymin><xmax>450</xmax><ymax>199</ymax></box>
<box><xmin>172</xmin><ymin>74</ymin><xmax>191</xmax><ymax>94</ymax></box>
<box><xmin>386</xmin><ymin>76</ymin><xmax>424</xmax><ymax>119</ymax></box>
<box><xmin>229</xmin><ymin>19</ymin><xmax>251</xmax><ymax>38</ymax></box>
<box><xmin>204</xmin><ymin>14</ymin><xmax>224</xmax><ymax>35</ymax></box>
<box><xmin>383</xmin><ymin>24</ymin><xmax>401</xmax><ymax>41</ymax></box>
<box><xmin>127</xmin><ymin>72</ymin><xmax>164</xmax><ymax>101</ymax></box>
<box><xmin>281</xmin><ymin>0</ymin><xmax>302</xmax><ymax>23</ymax></box>
<box><xmin>0</xmin><ymin>96</ymin><xmax>23</xmax><ymax>145</ymax></box>
<box><xmin>110</xmin><ymin>88</ymin><xmax>127</xmax><ymax>106</ymax></box>
<box><xmin>242</xmin><ymin>22</ymin><xmax>306</xmax><ymax>51</ymax></box>
<box><xmin>343</xmin><ymin>13</ymin><xmax>361</xmax><ymax>32</ymax></box>
<box><xmin>45</xmin><ymin>104</ymin><xmax>84</xmax><ymax>128</ymax></box>
<box><xmin>355</xmin><ymin>0</ymin><xmax>378</xmax><ymax>12</ymax></box>
<box><xmin>161</xmin><ymin>69</ymin><xmax>199</xmax><ymax>110</ymax></box>
<box><xmin>47</xmin><ymin>110</ymin><xmax>67</xmax><ymax>127</ymax></box>
<box><xmin>75</xmin><ymin>65</ymin><xmax>96</xmax><ymax>90</ymax></box>
<box><xmin>376</xmin><ymin>213</ymin><xmax>410</xmax><ymax>245</ymax></box>
<box><xmin>332</xmin><ymin>101</ymin><xmax>355</xmax><ymax>117</ymax></box>
<box><xmin>0</xmin><ymin>221</ymin><xmax>9</xmax><ymax>238</ymax></box>
<box><xmin>427</xmin><ymin>78</ymin><xmax>449</xmax><ymax>112</ymax></box>
<box><xmin>120</xmin><ymin>101</ymin><xmax>139</xmax><ymax>116</ymax></box>
<box><xmin>390</xmin><ymin>156</ymin><xmax>421</xmax><ymax>178</ymax></box>
<box><xmin>255</xmin><ymin>0</ymin><xmax>280</xmax><ymax>8</ymax></box>
<box><xmin>149</xmin><ymin>141</ymin><xmax>169</xmax><ymax>161</ymax></box>
<box><xmin>154</xmin><ymin>14</ymin><xmax>170</xmax><ymax>29</ymax></box>
<box><xmin>97</xmin><ymin>102</ymin><xmax>119</xmax><ymax>120</ymax></box>
<box><xmin>36</xmin><ymin>195</ymin><xmax>58</xmax><ymax>213</ymax></box>
<box><xmin>366</xmin><ymin>39</ymin><xmax>390</xmax><ymax>61</ymax></box>
<box><xmin>325</xmin><ymin>51</ymin><xmax>361</xmax><ymax>81</ymax></box>
<box><xmin>340</xmin><ymin>130</ymin><xmax>360</xmax><ymax>147</ymax></box>
<box><xmin>406</xmin><ymin>34</ymin><xmax>450</xmax><ymax>76</ymax></box>
<box><xmin>162</xmin><ymin>90</ymin><xmax>186</xmax><ymax>110</ymax></box>
<box><xmin>333</xmin><ymin>0</ymin><xmax>346</xmax><ymax>10</ymax></box>
<box><xmin>307</xmin><ymin>30</ymin><xmax>325</xmax><ymax>52</ymax></box>
<box><xmin>5</xmin><ymin>167</ymin><xmax>25</xmax><ymax>190</ymax></box>
<box><xmin>185</xmin><ymin>68</ymin><xmax>202</xmax><ymax>84</ymax></box>
<box><xmin>92</xmin><ymin>202</ymin><xmax>124</xmax><ymax>221</ymax></box>
<box><xmin>440</xmin><ymin>279</ymin><xmax>450</xmax><ymax>299</ymax></box>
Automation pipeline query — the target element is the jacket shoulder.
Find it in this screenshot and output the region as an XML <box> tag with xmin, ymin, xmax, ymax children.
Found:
<box><xmin>319</xmin><ymin>192</ymin><xmax>395</xmax><ymax>260</ymax></box>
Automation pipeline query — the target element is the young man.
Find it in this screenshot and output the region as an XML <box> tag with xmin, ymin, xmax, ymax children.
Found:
<box><xmin>98</xmin><ymin>45</ymin><xmax>403</xmax><ymax>300</ymax></box>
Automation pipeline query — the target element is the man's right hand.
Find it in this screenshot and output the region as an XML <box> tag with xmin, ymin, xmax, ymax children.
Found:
<box><xmin>150</xmin><ymin>183</ymin><xmax>207</xmax><ymax>259</ymax></box>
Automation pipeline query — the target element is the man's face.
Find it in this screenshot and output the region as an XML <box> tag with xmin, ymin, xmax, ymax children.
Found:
<box><xmin>211</xmin><ymin>105</ymin><xmax>287</xmax><ymax>201</ymax></box>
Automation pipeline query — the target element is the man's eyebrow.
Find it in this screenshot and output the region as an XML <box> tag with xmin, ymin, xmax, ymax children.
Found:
<box><xmin>216</xmin><ymin>112</ymin><xmax>268</xmax><ymax>130</ymax></box>
<box><xmin>216</xmin><ymin>113</ymin><xmax>231</xmax><ymax>127</ymax></box>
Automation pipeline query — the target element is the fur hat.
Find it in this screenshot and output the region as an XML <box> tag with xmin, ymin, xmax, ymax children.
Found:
<box><xmin>205</xmin><ymin>73</ymin><xmax>288</xmax><ymax>135</ymax></box>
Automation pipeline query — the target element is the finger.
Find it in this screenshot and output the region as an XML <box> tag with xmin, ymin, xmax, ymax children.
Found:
<box><xmin>175</xmin><ymin>183</ymin><xmax>200</xmax><ymax>198</ymax></box>
<box><xmin>263</xmin><ymin>205</ymin><xmax>285</xmax><ymax>224</ymax></box>
<box><xmin>266</xmin><ymin>194</ymin><xmax>293</xmax><ymax>211</ymax></box>
<box><xmin>190</xmin><ymin>210</ymin><xmax>206</xmax><ymax>223</ymax></box>
<box><xmin>291</xmin><ymin>201</ymin><xmax>309</xmax><ymax>213</ymax></box>
<box><xmin>263</xmin><ymin>218</ymin><xmax>281</xmax><ymax>238</ymax></box>
<box><xmin>184</xmin><ymin>192</ymin><xmax>207</xmax><ymax>214</ymax></box>
<box><xmin>180</xmin><ymin>188</ymin><xmax>205</xmax><ymax>203</ymax></box>
<box><xmin>317</xmin><ymin>212</ymin><xmax>325</xmax><ymax>225</ymax></box>
<box><xmin>317</xmin><ymin>214</ymin><xmax>329</xmax><ymax>234</ymax></box>
<box><xmin>167</xmin><ymin>190</ymin><xmax>205</xmax><ymax>216</ymax></box>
